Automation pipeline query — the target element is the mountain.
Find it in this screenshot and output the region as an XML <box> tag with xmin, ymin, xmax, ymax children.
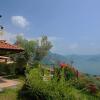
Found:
<box><xmin>43</xmin><ymin>53</ymin><xmax>100</xmax><ymax>75</ymax></box>
<box><xmin>67</xmin><ymin>55</ymin><xmax>100</xmax><ymax>75</ymax></box>
<box><xmin>42</xmin><ymin>52</ymin><xmax>68</xmax><ymax>65</ymax></box>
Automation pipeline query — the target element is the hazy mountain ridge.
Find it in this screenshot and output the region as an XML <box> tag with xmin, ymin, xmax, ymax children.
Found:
<box><xmin>43</xmin><ymin>53</ymin><xmax>100</xmax><ymax>75</ymax></box>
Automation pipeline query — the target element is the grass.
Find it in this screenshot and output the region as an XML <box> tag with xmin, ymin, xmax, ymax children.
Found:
<box><xmin>0</xmin><ymin>76</ymin><xmax>24</xmax><ymax>100</ymax></box>
<box><xmin>0</xmin><ymin>88</ymin><xmax>18</xmax><ymax>100</ymax></box>
<box><xmin>67</xmin><ymin>86</ymin><xmax>100</xmax><ymax>100</ymax></box>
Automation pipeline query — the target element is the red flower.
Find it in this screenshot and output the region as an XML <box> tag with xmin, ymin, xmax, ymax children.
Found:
<box><xmin>59</xmin><ymin>63</ymin><xmax>68</xmax><ymax>68</ymax></box>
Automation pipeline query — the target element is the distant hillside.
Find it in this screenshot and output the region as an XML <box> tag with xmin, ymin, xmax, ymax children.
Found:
<box><xmin>66</xmin><ymin>55</ymin><xmax>100</xmax><ymax>75</ymax></box>
<box><xmin>43</xmin><ymin>53</ymin><xmax>100</xmax><ymax>75</ymax></box>
<box><xmin>42</xmin><ymin>52</ymin><xmax>68</xmax><ymax>65</ymax></box>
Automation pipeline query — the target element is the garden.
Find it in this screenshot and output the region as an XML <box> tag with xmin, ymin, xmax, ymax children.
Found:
<box><xmin>0</xmin><ymin>36</ymin><xmax>100</xmax><ymax>100</ymax></box>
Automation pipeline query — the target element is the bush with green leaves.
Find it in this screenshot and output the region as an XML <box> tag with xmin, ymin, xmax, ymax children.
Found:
<box><xmin>0</xmin><ymin>63</ymin><xmax>16</xmax><ymax>75</ymax></box>
<box><xmin>18</xmin><ymin>68</ymin><xmax>100</xmax><ymax>100</ymax></box>
<box><xmin>19</xmin><ymin>68</ymin><xmax>72</xmax><ymax>100</ymax></box>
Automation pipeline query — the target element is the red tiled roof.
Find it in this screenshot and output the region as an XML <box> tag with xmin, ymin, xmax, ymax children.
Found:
<box><xmin>0</xmin><ymin>40</ymin><xmax>24</xmax><ymax>51</ymax></box>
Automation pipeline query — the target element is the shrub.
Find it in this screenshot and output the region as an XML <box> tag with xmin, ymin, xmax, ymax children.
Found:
<box><xmin>18</xmin><ymin>68</ymin><xmax>99</xmax><ymax>100</ymax></box>
<box><xmin>18</xmin><ymin>68</ymin><xmax>100</xmax><ymax>100</ymax></box>
<box><xmin>18</xmin><ymin>68</ymin><xmax>74</xmax><ymax>100</ymax></box>
<box><xmin>86</xmin><ymin>84</ymin><xmax>98</xmax><ymax>94</ymax></box>
<box><xmin>0</xmin><ymin>63</ymin><xmax>16</xmax><ymax>75</ymax></box>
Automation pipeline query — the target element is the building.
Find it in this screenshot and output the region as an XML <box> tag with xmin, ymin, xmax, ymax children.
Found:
<box><xmin>0</xmin><ymin>40</ymin><xmax>24</xmax><ymax>55</ymax></box>
<box><xmin>0</xmin><ymin>40</ymin><xmax>24</xmax><ymax>63</ymax></box>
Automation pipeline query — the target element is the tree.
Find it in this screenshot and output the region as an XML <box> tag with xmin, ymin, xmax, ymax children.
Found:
<box><xmin>13</xmin><ymin>35</ymin><xmax>52</xmax><ymax>74</ymax></box>
<box><xmin>12</xmin><ymin>35</ymin><xmax>37</xmax><ymax>74</ymax></box>
<box><xmin>14</xmin><ymin>35</ymin><xmax>37</xmax><ymax>65</ymax></box>
<box><xmin>34</xmin><ymin>36</ymin><xmax>52</xmax><ymax>61</ymax></box>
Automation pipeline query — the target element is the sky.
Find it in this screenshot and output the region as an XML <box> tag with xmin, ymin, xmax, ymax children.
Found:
<box><xmin>0</xmin><ymin>0</ymin><xmax>100</xmax><ymax>55</ymax></box>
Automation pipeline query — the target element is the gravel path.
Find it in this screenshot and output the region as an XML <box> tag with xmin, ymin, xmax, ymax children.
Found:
<box><xmin>0</xmin><ymin>77</ymin><xmax>20</xmax><ymax>88</ymax></box>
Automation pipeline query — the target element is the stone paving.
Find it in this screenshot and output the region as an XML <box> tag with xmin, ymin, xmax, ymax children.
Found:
<box><xmin>0</xmin><ymin>76</ymin><xmax>20</xmax><ymax>88</ymax></box>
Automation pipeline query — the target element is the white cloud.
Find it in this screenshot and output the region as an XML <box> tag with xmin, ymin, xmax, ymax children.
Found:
<box><xmin>11</xmin><ymin>16</ymin><xmax>29</xmax><ymax>28</ymax></box>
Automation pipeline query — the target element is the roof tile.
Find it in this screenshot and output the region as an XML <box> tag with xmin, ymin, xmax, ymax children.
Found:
<box><xmin>0</xmin><ymin>40</ymin><xmax>24</xmax><ymax>51</ymax></box>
